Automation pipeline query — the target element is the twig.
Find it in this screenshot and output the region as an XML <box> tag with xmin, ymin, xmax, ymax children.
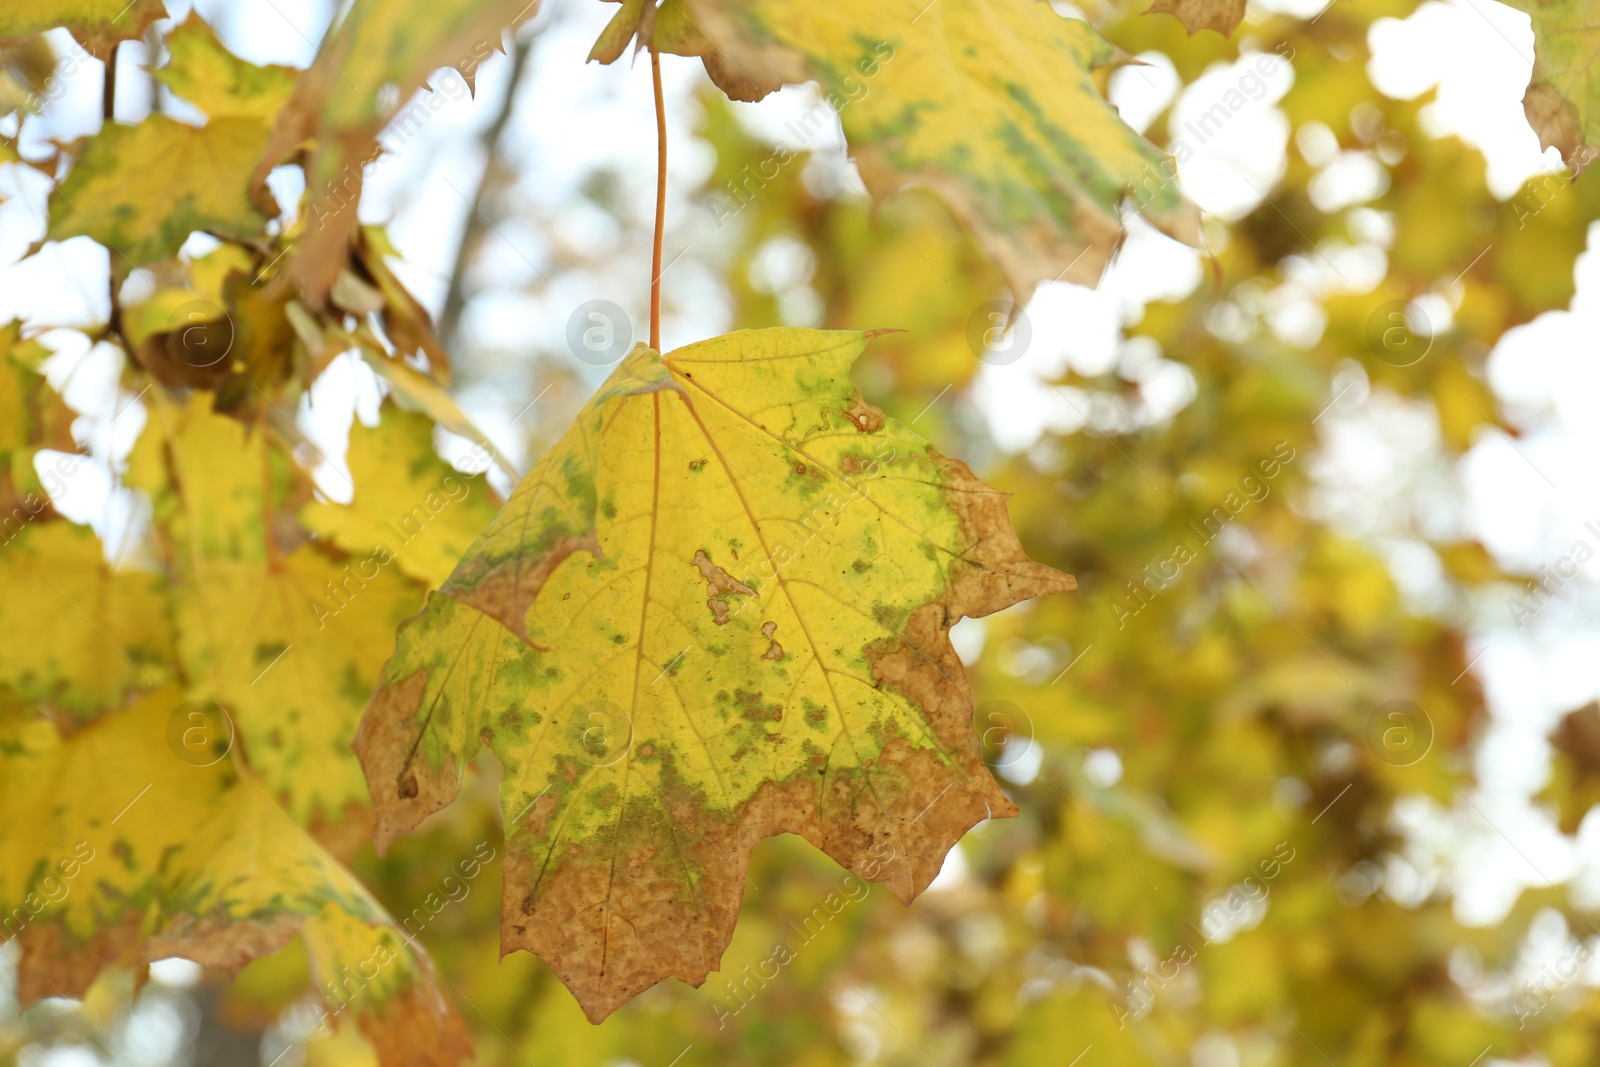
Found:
<box><xmin>437</xmin><ymin>35</ymin><xmax>535</xmax><ymax>351</ymax></box>
<box><xmin>102</xmin><ymin>42</ymin><xmax>117</xmax><ymax>122</ymax></box>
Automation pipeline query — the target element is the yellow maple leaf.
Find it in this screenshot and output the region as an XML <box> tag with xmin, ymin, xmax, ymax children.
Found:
<box><xmin>0</xmin><ymin>521</ymin><xmax>173</xmax><ymax>719</ymax></box>
<box><xmin>45</xmin><ymin>18</ymin><xmax>284</xmax><ymax>275</ymax></box>
<box><xmin>355</xmin><ymin>328</ymin><xmax>1073</xmax><ymax>1021</ymax></box>
<box><xmin>153</xmin><ymin>12</ymin><xmax>299</xmax><ymax>121</ymax></box>
<box><xmin>135</xmin><ymin>394</ymin><xmax>422</xmax><ymax>838</ymax></box>
<box><xmin>302</xmin><ymin>406</ymin><xmax>498</xmax><ymax>589</ymax></box>
<box><xmin>0</xmin><ymin>319</ymin><xmax>73</xmax><ymax>463</ymax></box>
<box><xmin>0</xmin><ymin>687</ymin><xmax>469</xmax><ymax>1067</ymax></box>
<box><xmin>0</xmin><ymin>0</ymin><xmax>166</xmax><ymax>58</ymax></box>
<box><xmin>593</xmin><ymin>0</ymin><xmax>1203</xmax><ymax>300</ymax></box>
<box><xmin>46</xmin><ymin>113</ymin><xmax>272</xmax><ymax>272</ymax></box>
<box><xmin>175</xmin><ymin>545</ymin><xmax>424</xmax><ymax>839</ymax></box>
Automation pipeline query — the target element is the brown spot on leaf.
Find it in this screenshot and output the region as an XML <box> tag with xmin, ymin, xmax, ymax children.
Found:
<box><xmin>15</xmin><ymin>919</ymin><xmax>143</xmax><ymax>1006</ymax></box>
<box><xmin>760</xmin><ymin>620</ymin><xmax>783</xmax><ymax>661</ymax></box>
<box><xmin>524</xmin><ymin>791</ymin><xmax>559</xmax><ymax>837</ymax></box>
<box><xmin>844</xmin><ymin>395</ymin><xmax>884</xmax><ymax>432</ymax></box>
<box><xmin>448</xmin><ymin>533</ymin><xmax>600</xmax><ymax>648</ymax></box>
<box><xmin>693</xmin><ymin>549</ymin><xmax>755</xmax><ymax>625</ymax></box>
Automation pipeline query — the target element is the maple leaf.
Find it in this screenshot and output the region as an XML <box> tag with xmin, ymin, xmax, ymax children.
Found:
<box><xmin>1146</xmin><ymin>0</ymin><xmax>1246</xmax><ymax>37</ymax></box>
<box><xmin>132</xmin><ymin>394</ymin><xmax>422</xmax><ymax>843</ymax></box>
<box><xmin>42</xmin><ymin>16</ymin><xmax>293</xmax><ymax>275</ymax></box>
<box><xmin>131</xmin><ymin>392</ymin><xmax>286</xmax><ymax>561</ymax></box>
<box><xmin>0</xmin><ymin>0</ymin><xmax>166</xmax><ymax>58</ymax></box>
<box><xmin>153</xmin><ymin>13</ymin><xmax>299</xmax><ymax>121</ymax></box>
<box><xmin>0</xmin><ymin>521</ymin><xmax>173</xmax><ymax>719</ymax></box>
<box><xmin>353</xmin><ymin>345</ymin><xmax>521</xmax><ymax>483</ymax></box>
<box><xmin>592</xmin><ymin>0</ymin><xmax>1202</xmax><ymax>301</ymax></box>
<box><xmin>175</xmin><ymin>545</ymin><xmax>425</xmax><ymax>842</ymax></box>
<box><xmin>302</xmin><ymin>406</ymin><xmax>499</xmax><ymax>589</ymax></box>
<box><xmin>256</xmin><ymin>0</ymin><xmax>540</xmax><ymax>307</ymax></box>
<box><xmin>1504</xmin><ymin>0</ymin><xmax>1600</xmax><ymax>171</ymax></box>
<box><xmin>0</xmin><ymin>320</ymin><xmax>74</xmax><ymax>466</ymax></box>
<box><xmin>0</xmin><ymin>687</ymin><xmax>470</xmax><ymax>1067</ymax></box>
<box><xmin>45</xmin><ymin>114</ymin><xmax>272</xmax><ymax>273</ymax></box>
<box><xmin>355</xmin><ymin>328</ymin><xmax>1073</xmax><ymax>1021</ymax></box>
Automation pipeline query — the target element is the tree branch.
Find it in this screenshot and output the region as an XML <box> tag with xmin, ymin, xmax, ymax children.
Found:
<box><xmin>437</xmin><ymin>34</ymin><xmax>535</xmax><ymax>353</ymax></box>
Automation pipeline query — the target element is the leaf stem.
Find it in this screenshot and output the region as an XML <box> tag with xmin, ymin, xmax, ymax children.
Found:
<box><xmin>649</xmin><ymin>47</ymin><xmax>666</xmax><ymax>353</ymax></box>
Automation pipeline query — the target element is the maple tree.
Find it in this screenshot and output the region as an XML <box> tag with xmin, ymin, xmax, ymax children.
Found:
<box><xmin>1</xmin><ymin>0</ymin><xmax>1598</xmax><ymax>1064</ymax></box>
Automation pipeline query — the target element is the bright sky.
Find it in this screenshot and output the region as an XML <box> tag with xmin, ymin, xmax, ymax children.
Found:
<box><xmin>2</xmin><ymin>0</ymin><xmax>1595</xmax><ymax>953</ymax></box>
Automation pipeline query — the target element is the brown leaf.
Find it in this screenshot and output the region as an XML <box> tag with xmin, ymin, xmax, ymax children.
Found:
<box><xmin>1147</xmin><ymin>0</ymin><xmax>1248</xmax><ymax>36</ymax></box>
